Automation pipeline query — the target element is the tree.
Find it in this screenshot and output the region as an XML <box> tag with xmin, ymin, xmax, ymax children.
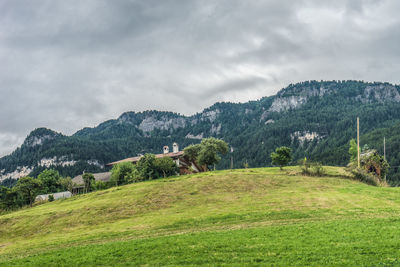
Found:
<box><xmin>93</xmin><ymin>180</ymin><xmax>107</xmax><ymax>190</ymax></box>
<box><xmin>59</xmin><ymin>177</ymin><xmax>74</xmax><ymax>192</ymax></box>
<box><xmin>136</xmin><ymin>154</ymin><xmax>159</xmax><ymax>179</ymax></box>
<box><xmin>270</xmin><ymin>146</ymin><xmax>292</xmax><ymax>170</ymax></box>
<box><xmin>110</xmin><ymin>162</ymin><xmax>140</xmax><ymax>185</ymax></box>
<box><xmin>183</xmin><ymin>144</ymin><xmax>201</xmax><ymax>162</ymax></box>
<box><xmin>183</xmin><ymin>138</ymin><xmax>229</xmax><ymax>171</ymax></box>
<box><xmin>82</xmin><ymin>173</ymin><xmax>95</xmax><ymax>193</ymax></box>
<box><xmin>361</xmin><ymin>150</ymin><xmax>389</xmax><ymax>180</ymax></box>
<box><xmin>0</xmin><ymin>186</ymin><xmax>22</xmax><ymax>210</ymax></box>
<box><xmin>14</xmin><ymin>177</ymin><xmax>42</xmax><ymax>207</ymax></box>
<box><xmin>38</xmin><ymin>169</ymin><xmax>62</xmax><ymax>194</ymax></box>
<box><xmin>349</xmin><ymin>139</ymin><xmax>357</xmax><ymax>161</ymax></box>
<box><xmin>155</xmin><ymin>157</ymin><xmax>179</xmax><ymax>177</ymax></box>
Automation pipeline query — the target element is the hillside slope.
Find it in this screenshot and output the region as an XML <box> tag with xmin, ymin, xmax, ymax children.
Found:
<box><xmin>3</xmin><ymin>80</ymin><xmax>400</xmax><ymax>184</ymax></box>
<box><xmin>2</xmin><ymin>167</ymin><xmax>400</xmax><ymax>265</ymax></box>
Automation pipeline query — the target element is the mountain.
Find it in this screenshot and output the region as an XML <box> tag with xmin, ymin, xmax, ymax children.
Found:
<box><xmin>2</xmin><ymin>80</ymin><xmax>400</xmax><ymax>184</ymax></box>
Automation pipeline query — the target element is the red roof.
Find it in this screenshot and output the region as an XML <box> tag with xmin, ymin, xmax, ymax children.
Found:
<box><xmin>107</xmin><ymin>151</ymin><xmax>184</xmax><ymax>166</ymax></box>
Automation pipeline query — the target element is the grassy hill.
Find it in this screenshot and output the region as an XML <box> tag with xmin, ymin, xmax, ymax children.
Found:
<box><xmin>2</xmin><ymin>167</ymin><xmax>400</xmax><ymax>266</ymax></box>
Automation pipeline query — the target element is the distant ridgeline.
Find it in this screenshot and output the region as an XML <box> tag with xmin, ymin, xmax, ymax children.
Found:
<box><xmin>2</xmin><ymin>80</ymin><xmax>400</xmax><ymax>185</ymax></box>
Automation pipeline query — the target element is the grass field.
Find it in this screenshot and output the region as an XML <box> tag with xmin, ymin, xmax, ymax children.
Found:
<box><xmin>2</xmin><ymin>167</ymin><xmax>400</xmax><ymax>266</ymax></box>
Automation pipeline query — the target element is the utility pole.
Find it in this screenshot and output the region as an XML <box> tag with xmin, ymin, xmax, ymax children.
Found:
<box><xmin>357</xmin><ymin>117</ymin><xmax>360</xmax><ymax>168</ymax></box>
<box><xmin>384</xmin><ymin>136</ymin><xmax>386</xmax><ymax>161</ymax></box>
<box><xmin>230</xmin><ymin>146</ymin><xmax>234</xmax><ymax>169</ymax></box>
<box><xmin>383</xmin><ymin>136</ymin><xmax>387</xmax><ymax>182</ymax></box>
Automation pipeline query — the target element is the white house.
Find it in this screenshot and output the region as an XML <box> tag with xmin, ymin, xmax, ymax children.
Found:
<box><xmin>107</xmin><ymin>143</ymin><xmax>204</xmax><ymax>174</ymax></box>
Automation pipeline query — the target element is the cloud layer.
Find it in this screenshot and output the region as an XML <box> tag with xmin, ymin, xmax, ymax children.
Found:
<box><xmin>1</xmin><ymin>0</ymin><xmax>400</xmax><ymax>156</ymax></box>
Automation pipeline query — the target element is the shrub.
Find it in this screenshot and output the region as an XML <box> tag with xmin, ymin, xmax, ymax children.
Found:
<box><xmin>243</xmin><ymin>162</ymin><xmax>249</xmax><ymax>169</ymax></box>
<box><xmin>111</xmin><ymin>162</ymin><xmax>139</xmax><ymax>186</ymax></box>
<box><xmin>48</xmin><ymin>194</ymin><xmax>54</xmax><ymax>202</ymax></box>
<box><xmin>351</xmin><ymin>169</ymin><xmax>380</xmax><ymax>186</ymax></box>
<box><xmin>299</xmin><ymin>158</ymin><xmax>326</xmax><ymax>177</ymax></box>
<box><xmin>347</xmin><ymin>148</ymin><xmax>389</xmax><ymax>186</ymax></box>
<box><xmin>311</xmin><ymin>162</ymin><xmax>325</xmax><ymax>176</ymax></box>
<box><xmin>94</xmin><ymin>181</ymin><xmax>107</xmax><ymax>190</ymax></box>
<box><xmin>300</xmin><ymin>157</ymin><xmax>311</xmax><ymax>175</ymax></box>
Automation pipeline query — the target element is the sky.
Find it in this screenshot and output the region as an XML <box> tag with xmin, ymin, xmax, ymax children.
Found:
<box><xmin>1</xmin><ymin>0</ymin><xmax>400</xmax><ymax>156</ymax></box>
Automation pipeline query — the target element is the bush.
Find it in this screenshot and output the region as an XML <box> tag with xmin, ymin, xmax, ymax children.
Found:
<box><xmin>351</xmin><ymin>168</ymin><xmax>380</xmax><ymax>186</ymax></box>
<box><xmin>311</xmin><ymin>162</ymin><xmax>325</xmax><ymax>176</ymax></box>
<box><xmin>94</xmin><ymin>181</ymin><xmax>107</xmax><ymax>190</ymax></box>
<box><xmin>347</xmin><ymin>148</ymin><xmax>389</xmax><ymax>186</ymax></box>
<box><xmin>299</xmin><ymin>158</ymin><xmax>326</xmax><ymax>176</ymax></box>
<box><xmin>48</xmin><ymin>195</ymin><xmax>54</xmax><ymax>202</ymax></box>
<box><xmin>111</xmin><ymin>162</ymin><xmax>139</xmax><ymax>186</ymax></box>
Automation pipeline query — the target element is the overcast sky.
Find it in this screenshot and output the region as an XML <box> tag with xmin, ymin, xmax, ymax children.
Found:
<box><xmin>1</xmin><ymin>0</ymin><xmax>400</xmax><ymax>156</ymax></box>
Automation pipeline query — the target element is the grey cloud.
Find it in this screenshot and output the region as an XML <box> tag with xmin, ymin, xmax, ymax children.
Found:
<box><xmin>1</xmin><ymin>0</ymin><xmax>400</xmax><ymax>156</ymax></box>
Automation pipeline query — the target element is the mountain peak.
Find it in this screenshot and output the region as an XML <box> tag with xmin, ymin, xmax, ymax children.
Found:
<box><xmin>23</xmin><ymin>128</ymin><xmax>61</xmax><ymax>147</ymax></box>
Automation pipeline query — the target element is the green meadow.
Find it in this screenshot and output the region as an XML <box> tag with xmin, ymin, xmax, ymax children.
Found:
<box><xmin>2</xmin><ymin>167</ymin><xmax>400</xmax><ymax>266</ymax></box>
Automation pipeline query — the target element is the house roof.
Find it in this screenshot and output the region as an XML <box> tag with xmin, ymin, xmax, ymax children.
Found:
<box><xmin>72</xmin><ymin>172</ymin><xmax>112</xmax><ymax>185</ymax></box>
<box><xmin>107</xmin><ymin>151</ymin><xmax>184</xmax><ymax>166</ymax></box>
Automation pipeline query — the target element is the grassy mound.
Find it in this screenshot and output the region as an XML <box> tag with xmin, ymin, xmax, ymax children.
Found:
<box><xmin>2</xmin><ymin>167</ymin><xmax>400</xmax><ymax>266</ymax></box>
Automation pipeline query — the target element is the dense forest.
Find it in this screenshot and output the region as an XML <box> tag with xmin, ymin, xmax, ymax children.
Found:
<box><xmin>2</xmin><ymin>80</ymin><xmax>400</xmax><ymax>185</ymax></box>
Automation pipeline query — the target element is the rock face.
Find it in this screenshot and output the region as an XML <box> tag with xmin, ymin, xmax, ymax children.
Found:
<box><xmin>201</xmin><ymin>109</ymin><xmax>220</xmax><ymax>122</ymax></box>
<box><xmin>268</xmin><ymin>96</ymin><xmax>308</xmax><ymax>113</ymax></box>
<box><xmin>0</xmin><ymin>166</ymin><xmax>32</xmax><ymax>181</ymax></box>
<box><xmin>23</xmin><ymin>128</ymin><xmax>60</xmax><ymax>147</ymax></box>
<box><xmin>138</xmin><ymin>116</ymin><xmax>186</xmax><ymax>132</ymax></box>
<box><xmin>185</xmin><ymin>133</ymin><xmax>204</xmax><ymax>139</ymax></box>
<box><xmin>268</xmin><ymin>83</ymin><xmax>333</xmax><ymax>113</ymax></box>
<box><xmin>291</xmin><ymin>131</ymin><xmax>322</xmax><ymax>145</ymax></box>
<box><xmin>117</xmin><ymin>112</ymin><xmax>139</xmax><ymax>125</ymax></box>
<box><xmin>268</xmin><ymin>82</ymin><xmax>400</xmax><ymax>115</ymax></box>
<box><xmin>38</xmin><ymin>157</ymin><xmax>77</xmax><ymax>168</ymax></box>
<box><xmin>362</xmin><ymin>84</ymin><xmax>400</xmax><ymax>103</ymax></box>
<box><xmin>210</xmin><ymin>124</ymin><xmax>222</xmax><ymax>135</ymax></box>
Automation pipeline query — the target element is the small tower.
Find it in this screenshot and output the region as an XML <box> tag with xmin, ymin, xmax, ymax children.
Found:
<box><xmin>173</xmin><ymin>142</ymin><xmax>179</xmax><ymax>153</ymax></box>
<box><xmin>163</xmin><ymin>145</ymin><xmax>169</xmax><ymax>154</ymax></box>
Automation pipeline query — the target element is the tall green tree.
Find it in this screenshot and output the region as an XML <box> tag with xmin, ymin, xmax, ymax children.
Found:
<box><xmin>155</xmin><ymin>157</ymin><xmax>179</xmax><ymax>177</ymax></box>
<box><xmin>111</xmin><ymin>162</ymin><xmax>140</xmax><ymax>185</ymax></box>
<box><xmin>349</xmin><ymin>139</ymin><xmax>357</xmax><ymax>162</ymax></box>
<box><xmin>82</xmin><ymin>173</ymin><xmax>95</xmax><ymax>193</ymax></box>
<box><xmin>15</xmin><ymin>177</ymin><xmax>42</xmax><ymax>207</ymax></box>
<box><xmin>184</xmin><ymin>138</ymin><xmax>229</xmax><ymax>171</ymax></box>
<box><xmin>136</xmin><ymin>154</ymin><xmax>159</xmax><ymax>179</ymax></box>
<box><xmin>0</xmin><ymin>186</ymin><xmax>21</xmax><ymax>210</ymax></box>
<box><xmin>183</xmin><ymin>144</ymin><xmax>201</xmax><ymax>162</ymax></box>
<box><xmin>38</xmin><ymin>169</ymin><xmax>62</xmax><ymax>194</ymax></box>
<box><xmin>271</xmin><ymin>146</ymin><xmax>292</xmax><ymax>170</ymax></box>
<box><xmin>59</xmin><ymin>177</ymin><xmax>74</xmax><ymax>192</ymax></box>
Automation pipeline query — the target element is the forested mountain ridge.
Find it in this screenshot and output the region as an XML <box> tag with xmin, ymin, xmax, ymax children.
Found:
<box><xmin>2</xmin><ymin>80</ymin><xmax>400</xmax><ymax>185</ymax></box>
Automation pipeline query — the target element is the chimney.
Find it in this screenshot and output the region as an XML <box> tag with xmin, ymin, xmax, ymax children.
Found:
<box><xmin>163</xmin><ymin>145</ymin><xmax>169</xmax><ymax>154</ymax></box>
<box><xmin>173</xmin><ymin>142</ymin><xmax>179</xmax><ymax>153</ymax></box>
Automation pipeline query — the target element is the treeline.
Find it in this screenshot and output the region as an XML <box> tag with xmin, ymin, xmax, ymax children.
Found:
<box><xmin>1</xmin><ymin>138</ymin><xmax>229</xmax><ymax>212</ymax></box>
<box><xmin>0</xmin><ymin>169</ymin><xmax>73</xmax><ymax>210</ymax></box>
